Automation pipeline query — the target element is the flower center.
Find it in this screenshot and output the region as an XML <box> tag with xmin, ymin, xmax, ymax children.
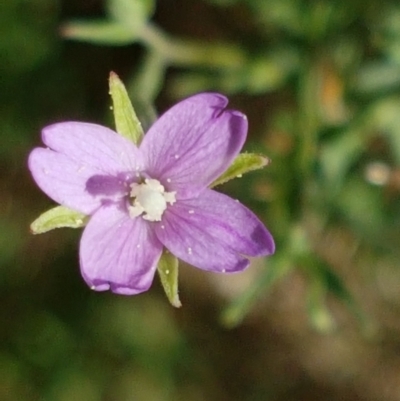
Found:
<box><xmin>128</xmin><ymin>178</ymin><xmax>176</xmax><ymax>221</ymax></box>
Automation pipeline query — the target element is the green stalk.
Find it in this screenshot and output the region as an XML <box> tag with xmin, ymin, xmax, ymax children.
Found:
<box><xmin>138</xmin><ymin>23</ymin><xmax>246</xmax><ymax>69</ymax></box>
<box><xmin>297</xmin><ymin>59</ymin><xmax>321</xmax><ymax>179</ymax></box>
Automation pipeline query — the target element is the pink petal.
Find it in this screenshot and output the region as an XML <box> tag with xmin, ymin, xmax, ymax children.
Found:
<box><xmin>154</xmin><ymin>194</ymin><xmax>265</xmax><ymax>273</ymax></box>
<box><xmin>140</xmin><ymin>93</ymin><xmax>247</xmax><ymax>199</ymax></box>
<box><xmin>42</xmin><ymin>122</ymin><xmax>143</xmax><ymax>174</ymax></box>
<box><xmin>80</xmin><ymin>205</ymin><xmax>163</xmax><ymax>295</ymax></box>
<box><xmin>161</xmin><ymin>189</ymin><xmax>275</xmax><ymax>258</ymax></box>
<box><xmin>28</xmin><ymin>148</ymin><xmax>124</xmax><ymax>214</ymax></box>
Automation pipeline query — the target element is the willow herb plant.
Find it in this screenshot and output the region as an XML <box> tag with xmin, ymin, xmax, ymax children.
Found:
<box><xmin>29</xmin><ymin>73</ymin><xmax>274</xmax><ymax>306</ymax></box>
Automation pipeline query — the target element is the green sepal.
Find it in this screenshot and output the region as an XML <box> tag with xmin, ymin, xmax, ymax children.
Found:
<box><xmin>157</xmin><ymin>250</ymin><xmax>182</xmax><ymax>308</ymax></box>
<box><xmin>210</xmin><ymin>153</ymin><xmax>270</xmax><ymax>188</ymax></box>
<box><xmin>61</xmin><ymin>20</ymin><xmax>137</xmax><ymax>46</ymax></box>
<box><xmin>30</xmin><ymin>206</ymin><xmax>88</xmax><ymax>235</ymax></box>
<box><xmin>109</xmin><ymin>72</ymin><xmax>144</xmax><ymax>145</ymax></box>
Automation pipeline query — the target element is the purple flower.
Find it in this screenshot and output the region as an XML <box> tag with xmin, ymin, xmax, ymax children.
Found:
<box><xmin>28</xmin><ymin>93</ymin><xmax>275</xmax><ymax>295</ymax></box>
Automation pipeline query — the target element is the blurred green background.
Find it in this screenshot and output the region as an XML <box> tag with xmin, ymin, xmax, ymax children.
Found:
<box><xmin>2</xmin><ymin>0</ymin><xmax>400</xmax><ymax>400</ymax></box>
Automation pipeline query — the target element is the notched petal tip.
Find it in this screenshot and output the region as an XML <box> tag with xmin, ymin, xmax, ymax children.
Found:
<box><xmin>220</xmin><ymin>257</ymin><xmax>250</xmax><ymax>274</ymax></box>
<box><xmin>41</xmin><ymin>122</ymin><xmax>82</xmax><ymax>145</ymax></box>
<box><xmin>230</xmin><ymin>110</ymin><xmax>247</xmax><ymax>119</ymax></box>
<box><xmin>191</xmin><ymin>92</ymin><xmax>228</xmax><ymax>108</ymax></box>
<box><xmin>250</xmin><ymin>224</ymin><xmax>276</xmax><ymax>256</ymax></box>
<box><xmin>27</xmin><ymin>148</ymin><xmax>52</xmax><ymax>186</ymax></box>
<box><xmin>174</xmin><ymin>92</ymin><xmax>230</xmax><ymax>121</ymax></box>
<box><xmin>27</xmin><ymin>147</ymin><xmax>43</xmax><ymax>174</ymax></box>
<box><xmin>111</xmin><ymin>282</ymin><xmax>153</xmax><ymax>295</ymax></box>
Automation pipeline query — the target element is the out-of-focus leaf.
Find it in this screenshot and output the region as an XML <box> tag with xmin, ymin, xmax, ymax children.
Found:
<box><xmin>321</xmin><ymin>96</ymin><xmax>400</xmax><ymax>192</ymax></box>
<box><xmin>169</xmin><ymin>72</ymin><xmax>219</xmax><ymax>98</ymax></box>
<box><xmin>109</xmin><ymin>72</ymin><xmax>144</xmax><ymax>144</ymax></box>
<box><xmin>303</xmin><ymin>255</ymin><xmax>367</xmax><ymax>332</ymax></box>
<box><xmin>211</xmin><ymin>153</ymin><xmax>270</xmax><ymax>188</ymax></box>
<box><xmin>306</xmin><ymin>276</ymin><xmax>336</xmax><ymax>333</ymax></box>
<box><xmin>61</xmin><ymin>20</ymin><xmax>137</xmax><ymax>46</ymax></box>
<box><xmin>337</xmin><ymin>177</ymin><xmax>386</xmax><ymax>241</ymax></box>
<box><xmin>381</xmin><ymin>8</ymin><xmax>400</xmax><ymax>65</ymax></box>
<box><xmin>170</xmin><ymin>47</ymin><xmax>299</xmax><ymax>95</ymax></box>
<box><xmin>157</xmin><ymin>251</ymin><xmax>181</xmax><ymax>308</ymax></box>
<box><xmin>320</xmin><ymin>125</ymin><xmax>368</xmax><ymax>193</ymax></box>
<box><xmin>369</xmin><ymin>97</ymin><xmax>400</xmax><ymax>163</ymax></box>
<box><xmin>107</xmin><ymin>0</ymin><xmax>155</xmax><ymax>29</ymax></box>
<box><xmin>244</xmin><ymin>48</ymin><xmax>300</xmax><ymax>94</ymax></box>
<box><xmin>383</xmin><ymin>42</ymin><xmax>400</xmax><ymax>67</ymax></box>
<box><xmin>221</xmin><ymin>253</ymin><xmax>292</xmax><ymax>327</ymax></box>
<box><xmin>353</xmin><ymin>62</ymin><xmax>400</xmax><ymax>94</ymax></box>
<box><xmin>331</xmin><ymin>37</ymin><xmax>360</xmax><ymax>72</ymax></box>
<box><xmin>125</xmin><ymin>50</ymin><xmax>165</xmax><ymax>131</ymax></box>
<box><xmin>381</xmin><ymin>7</ymin><xmax>400</xmax><ymax>36</ymax></box>
<box><xmin>248</xmin><ymin>0</ymin><xmax>303</xmax><ymax>36</ymax></box>
<box><xmin>30</xmin><ymin>206</ymin><xmax>88</xmax><ymax>234</ymax></box>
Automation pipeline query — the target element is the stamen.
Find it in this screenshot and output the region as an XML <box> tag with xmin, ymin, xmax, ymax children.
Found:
<box><xmin>128</xmin><ymin>178</ymin><xmax>176</xmax><ymax>221</ymax></box>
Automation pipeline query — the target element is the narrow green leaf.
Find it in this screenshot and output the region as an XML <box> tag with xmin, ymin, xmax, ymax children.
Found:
<box><xmin>109</xmin><ymin>72</ymin><xmax>144</xmax><ymax>144</ymax></box>
<box><xmin>157</xmin><ymin>250</ymin><xmax>182</xmax><ymax>308</ymax></box>
<box><xmin>30</xmin><ymin>206</ymin><xmax>88</xmax><ymax>234</ymax></box>
<box><xmin>210</xmin><ymin>153</ymin><xmax>270</xmax><ymax>188</ymax></box>
<box><xmin>61</xmin><ymin>20</ymin><xmax>137</xmax><ymax>46</ymax></box>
